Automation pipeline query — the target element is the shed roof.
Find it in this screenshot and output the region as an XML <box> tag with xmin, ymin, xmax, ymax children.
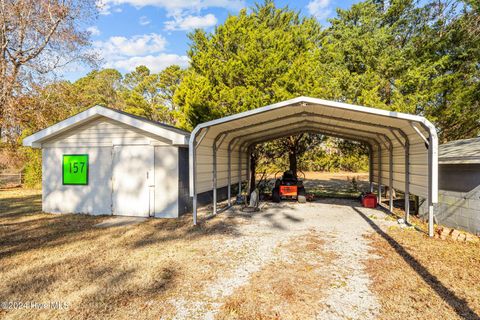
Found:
<box><xmin>23</xmin><ymin>105</ymin><xmax>190</xmax><ymax>147</ymax></box>
<box><xmin>439</xmin><ymin>137</ymin><xmax>480</xmax><ymax>164</ymax></box>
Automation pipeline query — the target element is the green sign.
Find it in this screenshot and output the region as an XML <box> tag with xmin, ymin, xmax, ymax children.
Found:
<box><xmin>63</xmin><ymin>154</ymin><xmax>88</xmax><ymax>185</ymax></box>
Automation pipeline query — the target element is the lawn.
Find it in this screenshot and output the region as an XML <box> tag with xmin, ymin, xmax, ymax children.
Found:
<box><xmin>0</xmin><ymin>188</ymin><xmax>335</xmax><ymax>320</ymax></box>
<box><xmin>302</xmin><ymin>171</ymin><xmax>370</xmax><ymax>198</ymax></box>
<box><xmin>0</xmin><ymin>188</ymin><xmax>244</xmax><ymax>319</ymax></box>
<box><xmin>1</xmin><ymin>187</ymin><xmax>479</xmax><ymax>319</ymax></box>
<box><xmin>364</xmin><ymin>215</ymin><xmax>480</xmax><ymax>320</ymax></box>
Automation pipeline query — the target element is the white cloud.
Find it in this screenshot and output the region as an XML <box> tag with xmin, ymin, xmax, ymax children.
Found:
<box><xmin>98</xmin><ymin>0</ymin><xmax>244</xmax><ymax>15</ymax></box>
<box><xmin>92</xmin><ymin>33</ymin><xmax>188</xmax><ymax>73</ymax></box>
<box><xmin>93</xmin><ymin>33</ymin><xmax>166</xmax><ymax>58</ymax></box>
<box><xmin>139</xmin><ymin>16</ymin><xmax>151</xmax><ymax>25</ymax></box>
<box><xmin>307</xmin><ymin>0</ymin><xmax>332</xmax><ymax>20</ymax></box>
<box><xmin>97</xmin><ymin>0</ymin><xmax>112</xmax><ymax>15</ymax></box>
<box><xmin>107</xmin><ymin>54</ymin><xmax>189</xmax><ymax>72</ymax></box>
<box><xmin>86</xmin><ymin>26</ymin><xmax>101</xmax><ymax>36</ymax></box>
<box><xmin>165</xmin><ymin>13</ymin><xmax>217</xmax><ymax>31</ymax></box>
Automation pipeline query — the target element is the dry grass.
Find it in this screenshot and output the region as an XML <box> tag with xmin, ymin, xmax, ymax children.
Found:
<box><xmin>0</xmin><ymin>188</ymin><xmax>247</xmax><ymax>319</ymax></box>
<box><xmin>6</xmin><ymin>184</ymin><xmax>478</xmax><ymax>320</ymax></box>
<box><xmin>261</xmin><ymin>171</ymin><xmax>370</xmax><ymax>199</ymax></box>
<box><xmin>303</xmin><ymin>171</ymin><xmax>369</xmax><ymax>181</ymax></box>
<box><xmin>216</xmin><ymin>232</ymin><xmax>337</xmax><ymax>320</ymax></box>
<box><xmin>302</xmin><ymin>171</ymin><xmax>370</xmax><ymax>198</ymax></box>
<box><xmin>364</xmin><ymin>225</ymin><xmax>480</xmax><ymax>320</ymax></box>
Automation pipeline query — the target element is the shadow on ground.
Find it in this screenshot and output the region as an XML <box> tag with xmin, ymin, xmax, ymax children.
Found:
<box><xmin>353</xmin><ymin>206</ymin><xmax>480</xmax><ymax>320</ymax></box>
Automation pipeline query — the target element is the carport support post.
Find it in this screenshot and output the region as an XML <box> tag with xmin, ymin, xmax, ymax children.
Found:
<box><xmin>428</xmin><ymin>133</ymin><xmax>435</xmax><ymax>237</ymax></box>
<box><xmin>212</xmin><ymin>133</ymin><xmax>228</xmax><ymax>215</ymax></box>
<box><xmin>389</xmin><ymin>141</ymin><xmax>393</xmax><ymax>213</ymax></box>
<box><xmin>246</xmin><ymin>146</ymin><xmax>252</xmax><ymax>194</ymax></box>
<box><xmin>368</xmin><ymin>145</ymin><xmax>374</xmax><ymax>193</ymax></box>
<box><xmin>227</xmin><ymin>139</ymin><xmax>236</xmax><ymax>207</ymax></box>
<box><xmin>405</xmin><ymin>139</ymin><xmax>410</xmax><ymax>223</ymax></box>
<box><xmin>192</xmin><ymin>127</ymin><xmax>209</xmax><ymax>225</ymax></box>
<box><xmin>238</xmin><ymin>143</ymin><xmax>243</xmax><ymax>197</ymax></box>
<box><xmin>212</xmin><ymin>140</ymin><xmax>217</xmax><ymax>215</ymax></box>
<box><xmin>377</xmin><ymin>143</ymin><xmax>382</xmax><ymax>204</ymax></box>
<box><xmin>193</xmin><ymin>146</ymin><xmax>197</xmax><ymax>225</ymax></box>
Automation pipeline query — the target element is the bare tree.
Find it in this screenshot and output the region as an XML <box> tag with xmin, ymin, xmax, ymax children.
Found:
<box><xmin>0</xmin><ymin>0</ymin><xmax>97</xmax><ymax>141</ymax></box>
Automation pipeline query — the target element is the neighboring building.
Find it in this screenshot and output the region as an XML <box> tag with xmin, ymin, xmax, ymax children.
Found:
<box><xmin>421</xmin><ymin>137</ymin><xmax>480</xmax><ymax>235</ymax></box>
<box><xmin>23</xmin><ymin>106</ymin><xmax>191</xmax><ymax>218</ymax></box>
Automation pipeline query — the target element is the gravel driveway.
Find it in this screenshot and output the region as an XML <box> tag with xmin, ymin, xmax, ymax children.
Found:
<box><xmin>170</xmin><ymin>198</ymin><xmax>397</xmax><ymax>319</ymax></box>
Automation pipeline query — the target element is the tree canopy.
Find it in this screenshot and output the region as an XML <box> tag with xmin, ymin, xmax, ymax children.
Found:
<box><xmin>0</xmin><ymin>0</ymin><xmax>97</xmax><ymax>141</ymax></box>
<box><xmin>174</xmin><ymin>1</ymin><xmax>326</xmax><ymax>130</ymax></box>
<box><xmin>2</xmin><ymin>0</ymin><xmax>480</xmax><ymax>176</ymax></box>
<box><xmin>175</xmin><ymin>0</ymin><xmax>480</xmax><ymax>141</ymax></box>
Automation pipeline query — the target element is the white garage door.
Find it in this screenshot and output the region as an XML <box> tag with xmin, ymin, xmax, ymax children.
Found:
<box><xmin>112</xmin><ymin>145</ymin><xmax>154</xmax><ymax>217</ymax></box>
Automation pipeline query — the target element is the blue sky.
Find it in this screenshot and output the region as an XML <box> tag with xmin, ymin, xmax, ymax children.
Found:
<box><xmin>65</xmin><ymin>0</ymin><xmax>359</xmax><ymax>81</ymax></box>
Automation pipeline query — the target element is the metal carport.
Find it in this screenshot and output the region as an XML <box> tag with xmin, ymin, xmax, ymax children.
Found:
<box><xmin>189</xmin><ymin>97</ymin><xmax>438</xmax><ymax>236</ymax></box>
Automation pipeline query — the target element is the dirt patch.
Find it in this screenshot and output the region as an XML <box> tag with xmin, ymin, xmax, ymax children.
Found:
<box><xmin>217</xmin><ymin>232</ymin><xmax>336</xmax><ymax>320</ymax></box>
<box><xmin>364</xmin><ymin>226</ymin><xmax>480</xmax><ymax>320</ymax></box>
<box><xmin>263</xmin><ymin>171</ymin><xmax>370</xmax><ymax>198</ymax></box>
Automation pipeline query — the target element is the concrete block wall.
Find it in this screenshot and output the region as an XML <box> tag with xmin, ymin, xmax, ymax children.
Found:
<box><xmin>420</xmin><ymin>189</ymin><xmax>480</xmax><ymax>235</ymax></box>
<box><xmin>419</xmin><ymin>163</ymin><xmax>480</xmax><ymax>235</ymax></box>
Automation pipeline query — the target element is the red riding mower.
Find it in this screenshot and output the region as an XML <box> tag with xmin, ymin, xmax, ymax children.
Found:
<box><xmin>271</xmin><ymin>170</ymin><xmax>307</xmax><ymax>203</ymax></box>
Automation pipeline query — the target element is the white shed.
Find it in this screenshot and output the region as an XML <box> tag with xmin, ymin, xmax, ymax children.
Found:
<box><xmin>23</xmin><ymin>106</ymin><xmax>191</xmax><ymax>218</ymax></box>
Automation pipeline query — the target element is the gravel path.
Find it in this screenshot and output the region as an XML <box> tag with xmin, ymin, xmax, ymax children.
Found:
<box><xmin>169</xmin><ymin>198</ymin><xmax>395</xmax><ymax>319</ymax></box>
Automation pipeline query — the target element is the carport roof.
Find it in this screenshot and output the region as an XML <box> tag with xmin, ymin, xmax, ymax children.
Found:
<box><xmin>189</xmin><ymin>96</ymin><xmax>439</xmax><ymax>235</ymax></box>
<box><xmin>189</xmin><ymin>98</ymin><xmax>438</xmax><ymax>159</ymax></box>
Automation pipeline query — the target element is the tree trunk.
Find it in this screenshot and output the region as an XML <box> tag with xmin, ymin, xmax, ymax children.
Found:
<box><xmin>288</xmin><ymin>151</ymin><xmax>297</xmax><ymax>177</ymax></box>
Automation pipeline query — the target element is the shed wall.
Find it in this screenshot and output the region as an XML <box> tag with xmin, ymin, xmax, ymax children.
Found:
<box><xmin>43</xmin><ymin>117</ymin><xmax>170</xmax><ymax>147</ymax></box>
<box><xmin>178</xmin><ymin>147</ymin><xmax>192</xmax><ymax>215</ymax></box>
<box><xmin>438</xmin><ymin>164</ymin><xmax>480</xmax><ymax>192</ymax></box>
<box><xmin>153</xmin><ymin>146</ymin><xmax>179</xmax><ymax>218</ymax></box>
<box><xmin>41</xmin><ymin>116</ymin><xmax>182</xmax><ymax>218</ymax></box>
<box><xmin>42</xmin><ymin>146</ymin><xmax>113</xmax><ymax>215</ymax></box>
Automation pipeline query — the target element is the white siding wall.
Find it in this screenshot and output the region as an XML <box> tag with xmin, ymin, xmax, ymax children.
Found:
<box><xmin>41</xmin><ymin>117</ymin><xmax>181</xmax><ymax>217</ymax></box>
<box><xmin>43</xmin><ymin>117</ymin><xmax>169</xmax><ymax>147</ymax></box>
<box><xmin>154</xmin><ymin>146</ymin><xmax>179</xmax><ymax>218</ymax></box>
<box><xmin>371</xmin><ymin>128</ymin><xmax>430</xmax><ymax>197</ymax></box>
<box><xmin>43</xmin><ymin>146</ymin><xmax>113</xmax><ymax>215</ymax></box>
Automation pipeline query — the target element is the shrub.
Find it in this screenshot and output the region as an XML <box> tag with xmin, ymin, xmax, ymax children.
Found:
<box><xmin>22</xmin><ymin>147</ymin><xmax>42</xmax><ymax>188</ymax></box>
